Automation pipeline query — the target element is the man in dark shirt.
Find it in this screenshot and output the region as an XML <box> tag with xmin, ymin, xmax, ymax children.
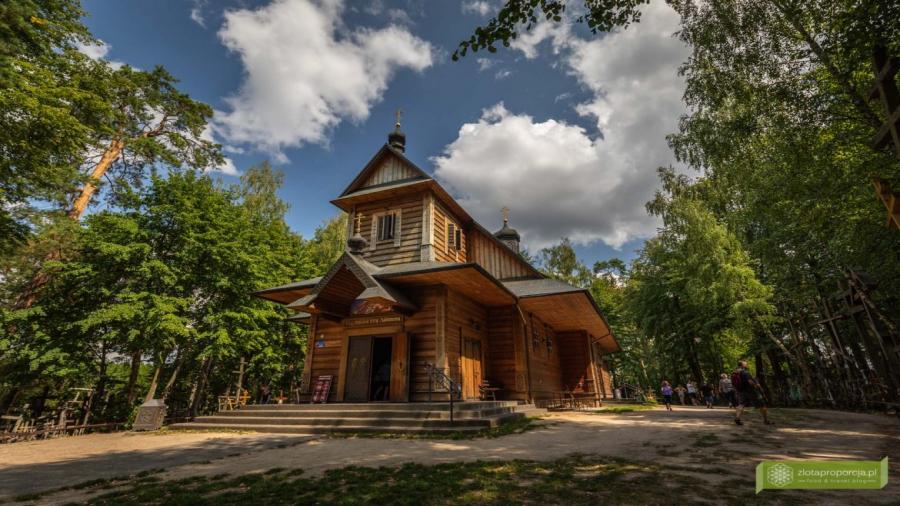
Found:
<box><xmin>734</xmin><ymin>361</ymin><xmax>773</xmax><ymax>426</ymax></box>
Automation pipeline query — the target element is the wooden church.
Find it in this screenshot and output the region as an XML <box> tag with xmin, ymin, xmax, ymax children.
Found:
<box><xmin>256</xmin><ymin>120</ymin><xmax>619</xmax><ymax>404</ymax></box>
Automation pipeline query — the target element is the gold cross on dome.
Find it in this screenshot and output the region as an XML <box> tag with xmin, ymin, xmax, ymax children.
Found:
<box><xmin>501</xmin><ymin>206</ymin><xmax>510</xmax><ymax>224</ymax></box>
<box><xmin>354</xmin><ymin>213</ymin><xmax>363</xmax><ymax>234</ymax></box>
<box><xmin>395</xmin><ymin>108</ymin><xmax>403</xmax><ymax>128</ymax></box>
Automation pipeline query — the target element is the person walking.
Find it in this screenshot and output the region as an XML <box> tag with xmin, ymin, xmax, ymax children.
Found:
<box><xmin>734</xmin><ymin>361</ymin><xmax>773</xmax><ymax>426</ymax></box>
<box><xmin>686</xmin><ymin>381</ymin><xmax>699</xmax><ymax>406</ymax></box>
<box><xmin>718</xmin><ymin>373</ymin><xmax>736</xmax><ymax>408</ymax></box>
<box><xmin>674</xmin><ymin>384</ymin><xmax>686</xmax><ymax>405</ymax></box>
<box><xmin>701</xmin><ymin>382</ymin><xmax>715</xmax><ymax>408</ymax></box>
<box><xmin>661</xmin><ymin>381</ymin><xmax>674</xmax><ymax>411</ymax></box>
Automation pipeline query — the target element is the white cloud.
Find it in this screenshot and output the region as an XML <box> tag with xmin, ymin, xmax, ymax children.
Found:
<box><xmin>213</xmin><ymin>0</ymin><xmax>433</xmax><ymax>161</ymax></box>
<box><xmin>75</xmin><ymin>40</ymin><xmax>110</xmax><ymax>59</ymax></box>
<box><xmin>75</xmin><ymin>40</ymin><xmax>126</xmax><ymax>69</ymax></box>
<box><xmin>508</xmin><ymin>21</ymin><xmax>570</xmax><ymax>59</ymax></box>
<box><xmin>200</xmin><ymin>126</ymin><xmax>240</xmax><ymax>176</ymax></box>
<box><xmin>476</xmin><ymin>58</ymin><xmax>496</xmax><ymax>71</ymax></box>
<box><xmin>434</xmin><ymin>1</ymin><xmax>688</xmax><ymax>250</ymax></box>
<box><xmin>494</xmin><ymin>69</ymin><xmax>512</xmax><ymax>80</ymax></box>
<box><xmin>461</xmin><ymin>1</ymin><xmax>493</xmax><ymax>16</ymax></box>
<box><xmin>190</xmin><ymin>0</ymin><xmax>207</xmax><ymax>27</ymax></box>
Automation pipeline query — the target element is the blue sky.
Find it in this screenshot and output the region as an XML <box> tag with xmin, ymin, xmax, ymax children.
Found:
<box><xmin>80</xmin><ymin>0</ymin><xmax>689</xmax><ymax>267</ymax></box>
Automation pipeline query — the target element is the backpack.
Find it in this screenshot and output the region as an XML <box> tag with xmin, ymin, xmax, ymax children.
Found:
<box><xmin>731</xmin><ymin>371</ymin><xmax>743</xmax><ymax>391</ymax></box>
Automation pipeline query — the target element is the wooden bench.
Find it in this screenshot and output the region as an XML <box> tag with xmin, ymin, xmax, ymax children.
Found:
<box><xmin>217</xmin><ymin>393</ymin><xmax>251</xmax><ymax>411</ymax></box>
<box><xmin>479</xmin><ymin>380</ymin><xmax>502</xmax><ymax>401</ymax></box>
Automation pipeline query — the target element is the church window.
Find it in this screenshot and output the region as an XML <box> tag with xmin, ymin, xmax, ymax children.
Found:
<box><xmin>376</xmin><ymin>213</ymin><xmax>396</xmax><ymax>241</ymax></box>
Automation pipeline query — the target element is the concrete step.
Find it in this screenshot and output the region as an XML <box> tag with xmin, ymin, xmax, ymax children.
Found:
<box><xmin>239</xmin><ymin>401</ymin><xmax>520</xmax><ymax>412</ymax></box>
<box><xmin>193</xmin><ymin>415</ymin><xmax>495</xmax><ymax>428</ymax></box>
<box><xmin>170</xmin><ymin>422</ymin><xmax>489</xmax><ymax>435</ymax></box>
<box><xmin>215</xmin><ymin>407</ymin><xmax>518</xmax><ymax>420</ymax></box>
<box><xmin>514</xmin><ymin>403</ymin><xmax>548</xmax><ymax>417</ymax></box>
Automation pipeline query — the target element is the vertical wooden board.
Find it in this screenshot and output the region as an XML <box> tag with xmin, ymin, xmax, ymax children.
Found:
<box><xmin>336</xmin><ymin>332</ymin><xmax>350</xmax><ymax>401</ymax></box>
<box><xmin>435</xmin><ymin>288</ymin><xmax>446</xmax><ymax>371</ymax></box>
<box><xmin>390</xmin><ymin>332</ymin><xmax>410</xmax><ymax>401</ymax></box>
<box><xmin>585</xmin><ymin>333</ymin><xmax>600</xmax><ymax>397</ymax></box>
<box><xmin>301</xmin><ymin>315</ymin><xmax>318</xmax><ymax>394</ymax></box>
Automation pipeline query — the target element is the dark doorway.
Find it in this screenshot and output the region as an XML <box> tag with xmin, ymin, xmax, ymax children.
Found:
<box><xmin>369</xmin><ymin>337</ymin><xmax>393</xmax><ymax>401</ymax></box>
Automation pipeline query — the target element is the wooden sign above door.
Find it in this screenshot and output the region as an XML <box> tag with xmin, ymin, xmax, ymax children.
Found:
<box><xmin>343</xmin><ymin>314</ymin><xmax>403</xmax><ymax>327</ymax></box>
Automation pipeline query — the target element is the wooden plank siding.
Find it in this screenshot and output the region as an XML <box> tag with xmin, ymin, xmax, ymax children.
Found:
<box><xmin>356</xmin><ymin>194</ymin><xmax>423</xmax><ymax>267</ymax></box>
<box><xmin>433</xmin><ymin>202</ymin><xmax>466</xmax><ymax>263</ymax></box>
<box><xmin>485</xmin><ymin>306</ymin><xmax>525</xmax><ymax>400</ymax></box>
<box><xmin>445</xmin><ymin>289</ymin><xmax>487</xmax><ymax>396</ymax></box>
<box><xmin>360</xmin><ymin>155</ymin><xmax>421</xmax><ymax>188</ymax></box>
<box><xmin>525</xmin><ymin>312</ymin><xmax>563</xmax><ymax>399</ymax></box>
<box><xmin>405</xmin><ymin>287</ymin><xmax>442</xmax><ymax>401</ymax></box>
<box><xmin>308</xmin><ymin>317</ymin><xmax>345</xmax><ymax>402</ymax></box>
<box><xmin>558</xmin><ymin>330</ymin><xmax>596</xmax><ymax>395</ymax></box>
<box><xmin>468</xmin><ymin>228</ymin><xmax>533</xmax><ymax>280</ymax></box>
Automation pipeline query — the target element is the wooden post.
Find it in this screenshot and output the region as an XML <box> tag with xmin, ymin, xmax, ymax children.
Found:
<box><xmin>234</xmin><ymin>357</ymin><xmax>246</xmax><ymax>405</ymax></box>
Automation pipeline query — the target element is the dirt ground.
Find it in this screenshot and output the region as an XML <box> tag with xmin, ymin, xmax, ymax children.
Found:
<box><xmin>1</xmin><ymin>406</ymin><xmax>898</xmax><ymax>504</ymax></box>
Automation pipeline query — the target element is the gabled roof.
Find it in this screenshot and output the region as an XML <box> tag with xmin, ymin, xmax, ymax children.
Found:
<box><xmin>256</xmin><ymin>255</ymin><xmax>620</xmax><ymax>352</ymax></box>
<box><xmin>503</xmin><ymin>278</ymin><xmax>583</xmax><ymax>297</ymax></box>
<box><xmin>286</xmin><ymin>253</ymin><xmax>416</xmax><ymax>313</ymax></box>
<box><xmin>338</xmin><ymin>144</ymin><xmax>431</xmax><ymax>198</ymax></box>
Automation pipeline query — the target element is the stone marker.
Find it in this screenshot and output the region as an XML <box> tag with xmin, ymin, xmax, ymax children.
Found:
<box><xmin>132</xmin><ymin>399</ymin><xmax>167</xmax><ymax>431</ymax></box>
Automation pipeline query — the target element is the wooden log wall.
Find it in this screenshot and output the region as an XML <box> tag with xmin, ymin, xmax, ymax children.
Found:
<box><xmin>356</xmin><ymin>194</ymin><xmax>423</xmax><ymax>267</ymax></box>
<box><xmin>445</xmin><ymin>289</ymin><xmax>487</xmax><ymax>390</ymax></box>
<box><xmin>406</xmin><ymin>287</ymin><xmax>442</xmax><ymax>401</ymax></box>
<box><xmin>526</xmin><ymin>312</ymin><xmax>563</xmax><ymax>399</ymax></box>
<box><xmin>307</xmin><ymin>317</ymin><xmax>345</xmax><ymax>402</ymax></box>
<box><xmin>558</xmin><ymin>330</ymin><xmax>594</xmax><ymax>394</ymax></box>
<box><xmin>433</xmin><ymin>202</ymin><xmax>467</xmax><ymax>263</ymax></box>
<box><xmin>485</xmin><ymin>306</ymin><xmax>526</xmax><ymax>400</ymax></box>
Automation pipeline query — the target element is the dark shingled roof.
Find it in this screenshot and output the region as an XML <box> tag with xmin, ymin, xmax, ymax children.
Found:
<box><xmin>502</xmin><ymin>278</ymin><xmax>583</xmax><ymax>298</ymax></box>
<box><xmin>374</xmin><ymin>261</ymin><xmax>468</xmax><ymax>276</ymax></box>
<box><xmin>254</xmin><ymin>277</ymin><xmax>322</xmax><ymax>295</ymax></box>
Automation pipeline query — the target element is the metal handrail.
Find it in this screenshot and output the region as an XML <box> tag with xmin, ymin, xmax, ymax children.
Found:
<box><xmin>424</xmin><ymin>362</ymin><xmax>461</xmax><ymax>424</ymax></box>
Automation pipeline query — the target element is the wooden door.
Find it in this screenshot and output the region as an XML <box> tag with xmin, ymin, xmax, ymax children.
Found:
<box><xmin>389</xmin><ymin>332</ymin><xmax>410</xmax><ymax>401</ymax></box>
<box><xmin>345</xmin><ymin>336</ymin><xmax>372</xmax><ymax>402</ymax></box>
<box><xmin>462</xmin><ymin>338</ymin><xmax>483</xmax><ymax>399</ymax></box>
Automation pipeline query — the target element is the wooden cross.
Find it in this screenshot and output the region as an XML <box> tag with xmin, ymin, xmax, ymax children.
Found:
<box><xmin>354</xmin><ymin>212</ymin><xmax>364</xmax><ymax>234</ymax></box>
<box><xmin>501</xmin><ymin>206</ymin><xmax>510</xmax><ymax>224</ymax></box>
<box><xmin>869</xmin><ymin>46</ymin><xmax>900</xmax><ymax>229</ymax></box>
<box><xmin>870</xmin><ymin>46</ymin><xmax>900</xmax><ymax>158</ymax></box>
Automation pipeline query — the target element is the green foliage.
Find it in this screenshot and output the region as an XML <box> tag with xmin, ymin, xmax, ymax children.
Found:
<box><xmin>0</xmin><ymin>0</ymin><xmax>222</xmax><ymax>256</ymax></box>
<box><xmin>0</xmin><ymin>165</ymin><xmax>326</xmax><ymax>419</ymax></box>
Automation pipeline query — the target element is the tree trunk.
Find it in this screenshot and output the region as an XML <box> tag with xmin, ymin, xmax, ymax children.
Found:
<box><xmin>13</xmin><ymin>139</ymin><xmax>126</xmax><ymax>310</ymax></box>
<box><xmin>188</xmin><ymin>356</ymin><xmax>212</xmax><ymax>417</ymax></box>
<box><xmin>143</xmin><ymin>360</ymin><xmax>162</xmax><ymax>403</ymax></box>
<box><xmin>160</xmin><ymin>350</ymin><xmax>185</xmax><ymax>402</ymax></box>
<box><xmin>0</xmin><ymin>388</ymin><xmax>20</xmax><ymax>415</ymax></box>
<box><xmin>125</xmin><ymin>349</ymin><xmax>143</xmax><ymax>406</ymax></box>
<box><xmin>69</xmin><ymin>137</ymin><xmax>125</xmax><ymax>220</ymax></box>
<box><xmin>83</xmin><ymin>342</ymin><xmax>109</xmax><ymax>425</ymax></box>
<box><xmin>685</xmin><ymin>337</ymin><xmax>704</xmax><ymax>384</ymax></box>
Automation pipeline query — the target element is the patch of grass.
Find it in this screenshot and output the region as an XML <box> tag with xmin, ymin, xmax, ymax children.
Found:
<box><xmin>80</xmin><ymin>454</ymin><xmax>784</xmax><ymax>505</ymax></box>
<box><xmin>692</xmin><ymin>433</ymin><xmax>721</xmax><ymax>448</ymax></box>
<box><xmin>329</xmin><ymin>416</ymin><xmax>546</xmax><ymax>441</ymax></box>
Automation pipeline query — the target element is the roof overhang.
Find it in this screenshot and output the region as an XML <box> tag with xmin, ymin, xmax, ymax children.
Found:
<box><xmin>518</xmin><ymin>290</ymin><xmax>621</xmax><ymax>354</ymax></box>
<box><xmin>376</xmin><ymin>263</ymin><xmax>516</xmax><ymax>307</ymax></box>
<box><xmin>253</xmin><ymin>278</ymin><xmax>321</xmax><ymax>304</ymax></box>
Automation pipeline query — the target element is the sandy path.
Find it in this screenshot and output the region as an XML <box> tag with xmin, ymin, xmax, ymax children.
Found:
<box><xmin>3</xmin><ymin>407</ymin><xmax>898</xmax><ymax>504</ymax></box>
<box><xmin>0</xmin><ymin>431</ymin><xmax>313</xmax><ymax>500</ymax></box>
